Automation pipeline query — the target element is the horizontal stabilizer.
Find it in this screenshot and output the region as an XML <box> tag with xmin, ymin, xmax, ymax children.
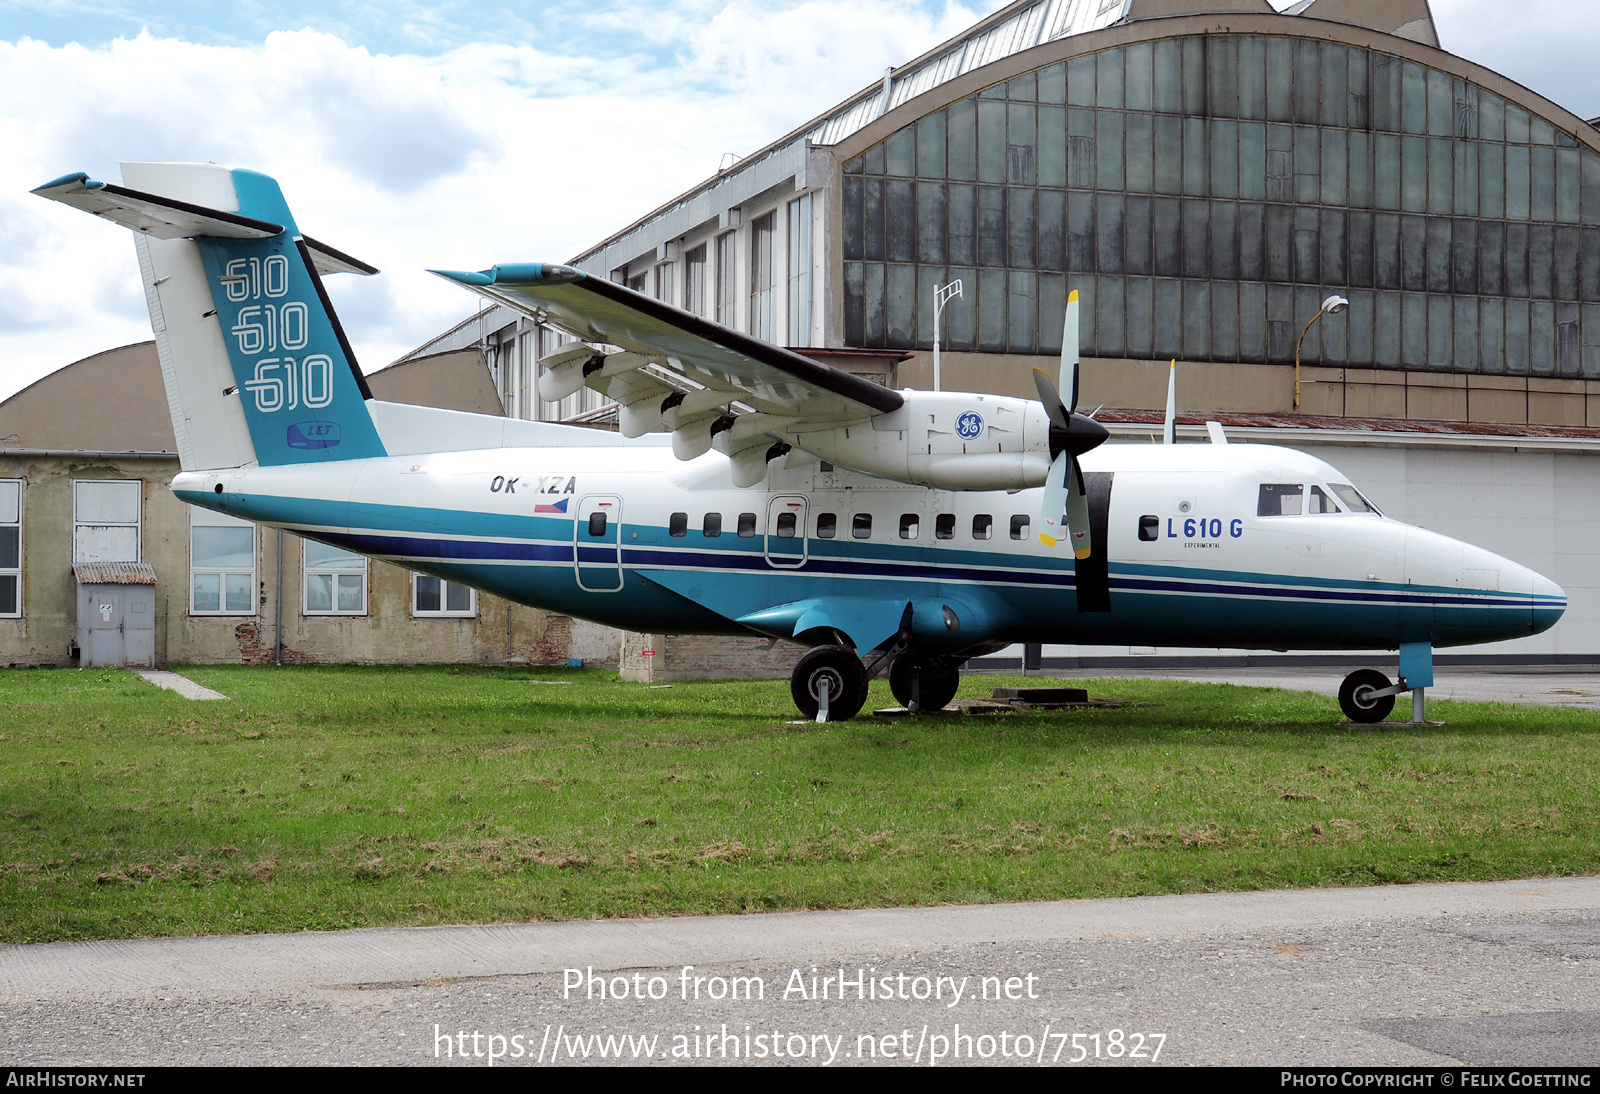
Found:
<box><xmin>32</xmin><ymin>173</ymin><xmax>378</xmax><ymax>275</ymax></box>
<box><xmin>31</xmin><ymin>172</ymin><xmax>282</xmax><ymax>240</ymax></box>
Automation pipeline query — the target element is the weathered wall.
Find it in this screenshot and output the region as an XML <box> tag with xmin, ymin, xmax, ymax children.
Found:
<box><xmin>0</xmin><ymin>452</ymin><xmax>626</xmax><ymax>668</ymax></box>
<box><xmin>621</xmin><ymin>631</ymin><xmax>805</xmax><ymax>683</ymax></box>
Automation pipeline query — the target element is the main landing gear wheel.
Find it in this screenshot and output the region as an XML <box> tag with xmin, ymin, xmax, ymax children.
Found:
<box><xmin>791</xmin><ymin>645</ymin><xmax>869</xmax><ymax>722</ymax></box>
<box><xmin>888</xmin><ymin>656</ymin><xmax>961</xmax><ymax>713</ymax></box>
<box><xmin>1339</xmin><ymin>668</ymin><xmax>1395</xmax><ymax>723</ymax></box>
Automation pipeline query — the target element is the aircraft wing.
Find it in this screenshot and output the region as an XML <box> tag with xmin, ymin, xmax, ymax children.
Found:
<box><xmin>431</xmin><ymin>263</ymin><xmax>903</xmax><ymax>436</ymax></box>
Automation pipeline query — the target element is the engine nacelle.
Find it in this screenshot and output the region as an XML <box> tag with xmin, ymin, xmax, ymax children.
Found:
<box><xmin>786</xmin><ymin>390</ymin><xmax>1053</xmax><ymax>491</ymax></box>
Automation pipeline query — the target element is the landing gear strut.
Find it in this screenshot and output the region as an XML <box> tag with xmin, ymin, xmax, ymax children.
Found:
<box><xmin>791</xmin><ymin>645</ymin><xmax>868</xmax><ymax>722</ymax></box>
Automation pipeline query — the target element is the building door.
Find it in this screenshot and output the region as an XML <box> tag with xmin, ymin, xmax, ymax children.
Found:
<box><xmin>765</xmin><ymin>495</ymin><xmax>808</xmax><ymax>568</ymax></box>
<box><xmin>83</xmin><ymin>585</ymin><xmax>125</xmax><ymax>667</ymax></box>
<box><xmin>574</xmin><ymin>495</ymin><xmax>623</xmax><ymax>592</ymax></box>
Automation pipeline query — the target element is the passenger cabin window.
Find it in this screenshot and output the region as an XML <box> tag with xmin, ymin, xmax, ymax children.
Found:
<box><xmin>669</xmin><ymin>512</ymin><xmax>688</xmax><ymax>537</ymax></box>
<box><xmin>816</xmin><ymin>513</ymin><xmax>837</xmax><ymax>539</ymax></box>
<box><xmin>1330</xmin><ymin>484</ymin><xmax>1376</xmax><ymax>513</ymax></box>
<box><xmin>738</xmin><ymin>512</ymin><xmax>757</xmax><ymax>537</ymax></box>
<box><xmin>703</xmin><ymin>513</ymin><xmax>722</xmax><ymax>538</ymax></box>
<box><xmin>1010</xmin><ymin>515</ymin><xmax>1030</xmax><ymax>540</ymax></box>
<box><xmin>775</xmin><ymin>512</ymin><xmax>797</xmax><ymax>538</ymax></box>
<box><xmin>972</xmin><ymin>514</ymin><xmax>992</xmax><ymax>540</ymax></box>
<box><xmin>935</xmin><ymin>514</ymin><xmax>955</xmax><ymax>540</ymax></box>
<box><xmin>1138</xmin><ymin>515</ymin><xmax>1159</xmax><ymax>541</ymax></box>
<box><xmin>852</xmin><ymin>513</ymin><xmax>872</xmax><ymax>539</ymax></box>
<box><xmin>1258</xmin><ymin>484</ymin><xmax>1304</xmax><ymax>516</ymax></box>
<box><xmin>899</xmin><ymin>514</ymin><xmax>919</xmax><ymax>539</ymax></box>
<box><xmin>1307</xmin><ymin>486</ymin><xmax>1341</xmax><ymax>514</ymax></box>
<box><xmin>587</xmin><ymin>512</ymin><xmax>608</xmax><ymax>536</ymax></box>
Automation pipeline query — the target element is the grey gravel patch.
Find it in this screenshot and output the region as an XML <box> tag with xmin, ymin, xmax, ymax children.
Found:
<box><xmin>1448</xmin><ymin>916</ymin><xmax>1600</xmax><ymax>960</ymax></box>
<box><xmin>131</xmin><ymin>669</ymin><xmax>226</xmax><ymax>701</ymax></box>
<box><xmin>1364</xmin><ymin>1011</ymin><xmax>1600</xmax><ymax>1067</ymax></box>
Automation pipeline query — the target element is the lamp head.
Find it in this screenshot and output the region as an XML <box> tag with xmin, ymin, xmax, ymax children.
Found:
<box><xmin>1321</xmin><ymin>294</ymin><xmax>1350</xmax><ymax>315</ymax></box>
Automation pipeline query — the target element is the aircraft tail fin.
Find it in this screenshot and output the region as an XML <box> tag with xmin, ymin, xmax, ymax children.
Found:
<box><xmin>32</xmin><ymin>164</ymin><xmax>386</xmax><ymax>470</ymax></box>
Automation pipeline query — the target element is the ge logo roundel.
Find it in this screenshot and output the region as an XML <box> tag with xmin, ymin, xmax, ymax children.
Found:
<box><xmin>955</xmin><ymin>411</ymin><xmax>984</xmax><ymax>440</ymax></box>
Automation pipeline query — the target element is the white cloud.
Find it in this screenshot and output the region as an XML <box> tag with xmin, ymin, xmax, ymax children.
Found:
<box><xmin>0</xmin><ymin>2</ymin><xmax>992</xmax><ymax>399</ymax></box>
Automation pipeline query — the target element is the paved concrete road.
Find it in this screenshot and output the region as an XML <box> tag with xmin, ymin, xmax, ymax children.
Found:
<box><xmin>1046</xmin><ymin>666</ymin><xmax>1600</xmax><ymax>711</ymax></box>
<box><xmin>1</xmin><ymin>879</ymin><xmax>1596</xmax><ymax>1066</ymax></box>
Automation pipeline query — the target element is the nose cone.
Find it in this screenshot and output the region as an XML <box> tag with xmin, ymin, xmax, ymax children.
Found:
<box><xmin>1530</xmin><ymin>570</ymin><xmax>1567</xmax><ymax>636</ymax></box>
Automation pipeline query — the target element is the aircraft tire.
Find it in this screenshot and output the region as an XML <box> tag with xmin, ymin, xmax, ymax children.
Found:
<box><xmin>888</xmin><ymin>656</ymin><xmax>961</xmax><ymax>713</ymax></box>
<box><xmin>791</xmin><ymin>645</ymin><xmax>869</xmax><ymax>722</ymax></box>
<box><xmin>1339</xmin><ymin>668</ymin><xmax>1395</xmax><ymax>723</ymax></box>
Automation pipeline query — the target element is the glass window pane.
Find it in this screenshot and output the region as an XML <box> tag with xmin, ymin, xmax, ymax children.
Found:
<box><xmin>1428</xmin><ymin>138</ymin><xmax>1452</xmax><ymax>214</ymax></box>
<box><xmin>853</xmin><ymin>513</ymin><xmax>872</xmax><ymax>539</ymax></box>
<box><xmin>1426</xmin><ymin>68</ymin><xmax>1452</xmax><ymax>136</ymax></box>
<box><xmin>1401</xmin><ymin>135</ymin><xmax>1427</xmax><ymax>212</ymax></box>
<box><xmin>1067</xmin><ymin>53</ymin><xmax>1094</xmax><ymax>106</ymax></box>
<box><xmin>1038</xmin><ymin>106</ymin><xmax>1066</xmax><ymax>188</ymax></box>
<box><xmin>74</xmin><ymin>480</ymin><xmax>139</xmax><ymax>523</ymax></box>
<box><xmin>1531</xmin><ymin>224</ymin><xmax>1555</xmax><ymax>299</ymax></box>
<box><xmin>916</xmin><ymin>111</ymin><xmax>946</xmax><ymax>178</ymax></box>
<box><xmin>816</xmin><ymin>513</ymin><xmax>836</xmax><ymax>539</ymax></box>
<box><xmin>1154</xmin><ymin>116</ymin><xmax>1182</xmax><ymax>193</ymax></box>
<box><xmin>224</xmin><ymin>573</ymin><xmax>253</xmax><ymax>613</ymax></box>
<box><xmin>1008</xmin><ymin>103</ymin><xmax>1037</xmax><ymax>185</ymax></box>
<box><xmin>899</xmin><ymin>513</ymin><xmax>919</xmax><ymax>540</ymax></box>
<box><xmin>1009</xmin><ymin>270</ymin><xmax>1038</xmax><ymax>353</ymax></box>
<box><xmin>337</xmin><ymin>574</ymin><xmax>363</xmax><ymax>613</ymax></box>
<box><xmin>1097</xmin><ymin>48</ymin><xmax>1124</xmax><ymax>110</ymax></box>
<box><xmin>703</xmin><ymin>512</ymin><xmax>721</xmax><ymax>537</ymax></box>
<box><xmin>669</xmin><ymin>512</ymin><xmax>687</xmax><ymax>537</ymax></box>
<box><xmin>737</xmin><ymin>512</ymin><xmax>757</xmax><ymax>538</ymax></box>
<box><xmin>1428</xmin><ymin>295</ymin><xmax>1453</xmax><ymax>368</ymax></box>
<box><xmin>1506</xmin><ymin>103</ymin><xmax>1530</xmax><ymax>144</ymax></box>
<box><xmin>1124</xmin><ymin>112</ymin><xmax>1153</xmax><ymax>193</ymax></box>
<box><xmin>446</xmin><ymin>582</ymin><xmax>473</xmax><ymax>613</ymax></box>
<box><xmin>1402</xmin><ymin>292</ymin><xmax>1427</xmax><ymax>368</ymax></box>
<box><xmin>1427</xmin><ymin>218</ymin><xmax>1451</xmax><ymax>293</ymax></box>
<box><xmin>1238</xmin><ymin>35</ymin><xmax>1266</xmax><ymax>119</ymax></box>
<box><xmin>1479</xmin><ymin>92</ymin><xmax>1505</xmax><ymax>141</ymax></box>
<box><xmin>416</xmin><ymin>575</ymin><xmax>441</xmax><ymax>612</ymax></box>
<box><xmin>1010</xmin><ymin>514</ymin><xmax>1030</xmax><ymax>541</ymax></box>
<box><xmin>1348</xmin><ymin>130</ymin><xmax>1372</xmax><ymax>207</ymax></box>
<box><xmin>1480</xmin><ymin>296</ymin><xmax>1505</xmax><ymax>372</ymax></box>
<box><xmin>886</xmin><ymin>126</ymin><xmax>914</xmax><ymax>177</ymax></box>
<box><xmin>1210</xmin><ymin>36</ymin><xmax>1239</xmax><ymax>120</ymax></box>
<box><xmin>192</xmin><ymin>573</ymin><xmax>220</xmax><ymax>613</ymax></box>
<box><xmin>1096</xmin><ymin>109</ymin><xmax>1123</xmax><ymax>191</ymax></box>
<box><xmin>305</xmin><ymin>573</ymin><xmax>333</xmax><ymax>613</ymax></box>
<box><xmin>305</xmin><ymin>540</ymin><xmax>362</xmax><ymax>569</ymax></box>
<box><xmin>1126</xmin><ymin>276</ymin><xmax>1154</xmax><ymax>359</ymax></box>
<box><xmin>1558</xmin><ymin>148</ymin><xmax>1581</xmax><ymax>223</ymax></box>
<box><xmin>0</xmin><ymin>526</ymin><xmax>17</xmax><ymax>570</ymax></box>
<box><xmin>1373</xmin><ymin>133</ymin><xmax>1400</xmax><ymax>209</ymax></box>
<box><xmin>972</xmin><ymin>514</ymin><xmax>992</xmax><ymax>540</ymax></box>
<box><xmin>192</xmin><ymin>526</ymin><xmax>253</xmax><ymax>570</ymax></box>
<box><xmin>776</xmin><ymin>512</ymin><xmax>797</xmax><ymax>539</ymax></box>
<box><xmin>0</xmin><ymin>575</ymin><xmax>15</xmax><ymax>616</ymax></box>
<box><xmin>1125</xmin><ymin>43</ymin><xmax>1153</xmax><ymax>111</ymax></box>
<box><xmin>1320</xmin><ymin>43</ymin><xmax>1348</xmax><ymax>128</ymax></box>
<box><xmin>1124</xmin><ymin>196</ymin><xmax>1152</xmax><ymax>275</ymax></box>
<box><xmin>0</xmin><ymin>481</ymin><xmax>18</xmax><ymax>525</ymax></box>
<box><xmin>1038</xmin><ymin>61</ymin><xmax>1065</xmax><ymax>105</ymax></box>
<box><xmin>1531</xmin><ymin>146</ymin><xmax>1556</xmax><ymax>222</ymax></box>
<box><xmin>979</xmin><ymin>186</ymin><xmax>1006</xmax><ymax>267</ymax></box>
<box><xmin>1401</xmin><ymin>61</ymin><xmax>1426</xmax><ymax>133</ymax></box>
<box><xmin>1009</xmin><ymin>187</ymin><xmax>1037</xmax><ymax>268</ymax></box>
<box><xmin>1155</xmin><ymin>39</ymin><xmax>1182</xmax><ymax>114</ymax></box>
<box><xmin>978</xmin><ymin>100</ymin><xmax>1006</xmax><ymax>184</ymax></box>
<box><xmin>75</xmin><ymin>525</ymin><xmax>139</xmax><ymax>564</ymax></box>
<box><xmin>1238</xmin><ymin>121</ymin><xmax>1265</xmax><ymax>202</ymax></box>
<box><xmin>1038</xmin><ymin>189</ymin><xmax>1065</xmax><ymax>270</ymax></box>
<box><xmin>948</xmin><ymin>99</ymin><xmax>976</xmax><ymax>181</ymax></box>
<box><xmin>1507</xmin><ymin>145</ymin><xmax>1531</xmax><ymax>220</ymax></box>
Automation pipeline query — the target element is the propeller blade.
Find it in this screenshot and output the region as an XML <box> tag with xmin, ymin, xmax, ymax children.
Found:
<box><xmin>1064</xmin><ymin>456</ymin><xmax>1092</xmax><ymax>560</ymax></box>
<box><xmin>1059</xmin><ymin>289</ymin><xmax>1081</xmax><ymax>413</ymax></box>
<box><xmin>1162</xmin><ymin>358</ymin><xmax>1176</xmax><ymax>445</ymax></box>
<box><xmin>1032</xmin><ymin>368</ymin><xmax>1069</xmax><ymax>430</ymax></box>
<box><xmin>1038</xmin><ymin>452</ymin><xmax>1069</xmax><ymax>546</ymax></box>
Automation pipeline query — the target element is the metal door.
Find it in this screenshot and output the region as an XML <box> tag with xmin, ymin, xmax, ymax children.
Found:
<box><xmin>765</xmin><ymin>495</ymin><xmax>808</xmax><ymax>568</ymax></box>
<box><xmin>83</xmin><ymin>586</ymin><xmax>124</xmax><ymax>667</ymax></box>
<box><xmin>574</xmin><ymin>495</ymin><xmax>623</xmax><ymax>592</ymax></box>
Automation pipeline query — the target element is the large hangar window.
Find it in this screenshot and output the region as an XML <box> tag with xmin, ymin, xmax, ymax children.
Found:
<box><xmin>841</xmin><ymin>35</ymin><xmax>1600</xmax><ymax>379</ymax></box>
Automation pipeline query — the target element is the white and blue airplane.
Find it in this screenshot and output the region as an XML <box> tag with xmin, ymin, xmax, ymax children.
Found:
<box><xmin>33</xmin><ymin>163</ymin><xmax>1566</xmax><ymax>722</ymax></box>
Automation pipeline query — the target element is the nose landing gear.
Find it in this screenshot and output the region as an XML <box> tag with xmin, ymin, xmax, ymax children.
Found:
<box><xmin>791</xmin><ymin>645</ymin><xmax>869</xmax><ymax>722</ymax></box>
<box><xmin>1338</xmin><ymin>668</ymin><xmax>1396</xmax><ymax>723</ymax></box>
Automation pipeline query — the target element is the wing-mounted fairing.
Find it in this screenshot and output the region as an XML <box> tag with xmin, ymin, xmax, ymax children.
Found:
<box><xmin>432</xmin><ymin>264</ymin><xmax>1086</xmax><ymax>492</ymax></box>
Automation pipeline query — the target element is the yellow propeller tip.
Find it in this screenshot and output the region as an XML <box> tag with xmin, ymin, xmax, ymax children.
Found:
<box><xmin>1067</xmin><ymin>289</ymin><xmax>1079</xmax><ymax>303</ymax></box>
<box><xmin>1074</xmin><ymin>547</ymin><xmax>1092</xmax><ymax>560</ymax></box>
<box><xmin>1039</xmin><ymin>534</ymin><xmax>1058</xmax><ymax>547</ymax></box>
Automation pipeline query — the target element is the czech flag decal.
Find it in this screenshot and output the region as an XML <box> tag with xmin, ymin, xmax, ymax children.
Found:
<box><xmin>535</xmin><ymin>498</ymin><xmax>571</xmax><ymax>514</ymax></box>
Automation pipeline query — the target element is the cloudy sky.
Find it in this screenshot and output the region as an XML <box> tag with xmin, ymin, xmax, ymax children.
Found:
<box><xmin>1</xmin><ymin>0</ymin><xmax>1594</xmax><ymax>402</ymax></box>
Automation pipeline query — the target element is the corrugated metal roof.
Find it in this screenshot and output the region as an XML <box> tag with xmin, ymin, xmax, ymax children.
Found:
<box><xmin>74</xmin><ymin>562</ymin><xmax>158</xmax><ymax>585</ymax></box>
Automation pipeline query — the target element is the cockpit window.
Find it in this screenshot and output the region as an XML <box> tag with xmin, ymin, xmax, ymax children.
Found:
<box><xmin>1258</xmin><ymin>483</ymin><xmax>1303</xmax><ymax>516</ymax></box>
<box><xmin>1307</xmin><ymin>486</ymin><xmax>1341</xmax><ymax>514</ymax></box>
<box><xmin>1330</xmin><ymin>483</ymin><xmax>1377</xmax><ymax>514</ymax></box>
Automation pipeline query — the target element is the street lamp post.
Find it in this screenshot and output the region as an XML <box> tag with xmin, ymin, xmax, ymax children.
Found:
<box><xmin>932</xmin><ymin>279</ymin><xmax>963</xmax><ymax>392</ymax></box>
<box><xmin>1294</xmin><ymin>294</ymin><xmax>1349</xmax><ymax>410</ymax></box>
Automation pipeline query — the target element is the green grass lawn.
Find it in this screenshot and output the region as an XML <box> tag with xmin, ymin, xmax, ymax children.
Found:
<box><xmin>1</xmin><ymin>664</ymin><xmax>1595</xmax><ymax>943</ymax></box>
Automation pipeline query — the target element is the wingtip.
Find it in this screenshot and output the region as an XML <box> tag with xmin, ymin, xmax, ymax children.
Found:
<box><xmin>427</xmin><ymin>269</ymin><xmax>494</xmax><ymax>286</ymax></box>
<box><xmin>31</xmin><ymin>171</ymin><xmax>96</xmax><ymax>196</ymax></box>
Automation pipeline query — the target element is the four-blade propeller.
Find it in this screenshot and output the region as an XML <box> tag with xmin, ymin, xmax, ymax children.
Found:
<box><xmin>1032</xmin><ymin>290</ymin><xmax>1109</xmax><ymax>560</ymax></box>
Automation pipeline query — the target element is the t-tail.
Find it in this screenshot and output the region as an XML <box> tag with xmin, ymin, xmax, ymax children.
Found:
<box><xmin>32</xmin><ymin>163</ymin><xmax>386</xmax><ymax>471</ymax></box>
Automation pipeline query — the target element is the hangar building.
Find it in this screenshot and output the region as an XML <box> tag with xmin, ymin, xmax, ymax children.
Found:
<box><xmin>408</xmin><ymin>0</ymin><xmax>1600</xmax><ymax>665</ymax></box>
